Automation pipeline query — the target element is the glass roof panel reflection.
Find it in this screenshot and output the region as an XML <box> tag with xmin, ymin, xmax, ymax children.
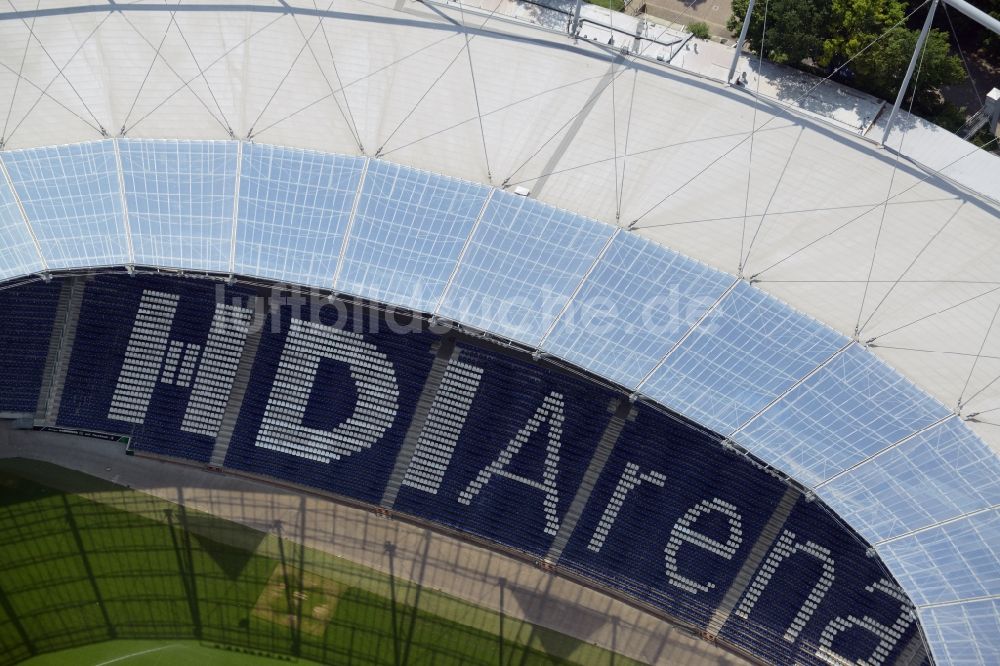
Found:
<box><xmin>2</xmin><ymin>141</ymin><xmax>128</xmax><ymax>269</ymax></box>
<box><xmin>878</xmin><ymin>509</ymin><xmax>1000</xmax><ymax>605</ymax></box>
<box><xmin>736</xmin><ymin>343</ymin><xmax>951</xmax><ymax>486</ymax></box>
<box><xmin>437</xmin><ymin>191</ymin><xmax>613</xmax><ymax>345</ymax></box>
<box><xmin>337</xmin><ymin>161</ymin><xmax>489</xmax><ymax>312</ymax></box>
<box><xmin>542</xmin><ymin>231</ymin><xmax>732</xmax><ymax>389</ymax></box>
<box><xmin>235</xmin><ymin>144</ymin><xmax>362</xmax><ymax>286</ymax></box>
<box><xmin>644</xmin><ymin>280</ymin><xmax>847</xmax><ymax>434</ymax></box>
<box><xmin>920</xmin><ymin>599</ymin><xmax>1000</xmax><ymax>665</ymax></box>
<box><xmin>120</xmin><ymin>140</ymin><xmax>237</xmax><ymax>271</ymax></box>
<box><xmin>0</xmin><ymin>165</ymin><xmax>44</xmax><ymax>280</ymax></box>
<box><xmin>819</xmin><ymin>416</ymin><xmax>1000</xmax><ymax>543</ymax></box>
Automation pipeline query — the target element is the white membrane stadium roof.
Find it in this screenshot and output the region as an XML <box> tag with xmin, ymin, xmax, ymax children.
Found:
<box><xmin>0</xmin><ymin>1</ymin><xmax>999</xmax><ymax>663</ymax></box>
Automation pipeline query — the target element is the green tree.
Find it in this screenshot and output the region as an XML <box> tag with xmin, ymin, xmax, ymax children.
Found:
<box><xmin>847</xmin><ymin>27</ymin><xmax>965</xmax><ymax>106</ymax></box>
<box><xmin>820</xmin><ymin>0</ymin><xmax>905</xmax><ymax>67</ymax></box>
<box><xmin>687</xmin><ymin>21</ymin><xmax>711</xmax><ymax>39</ymax></box>
<box><xmin>727</xmin><ymin>0</ymin><xmax>830</xmax><ymax>65</ymax></box>
<box><xmin>727</xmin><ymin>0</ymin><xmax>964</xmax><ymax>107</ymax></box>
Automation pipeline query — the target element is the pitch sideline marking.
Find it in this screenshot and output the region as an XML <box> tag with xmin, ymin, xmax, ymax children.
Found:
<box><xmin>93</xmin><ymin>643</ymin><xmax>182</xmax><ymax>666</ymax></box>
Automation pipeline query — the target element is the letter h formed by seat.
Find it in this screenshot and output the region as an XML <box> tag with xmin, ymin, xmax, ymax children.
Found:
<box><xmin>108</xmin><ymin>289</ymin><xmax>253</xmax><ymax>438</ymax></box>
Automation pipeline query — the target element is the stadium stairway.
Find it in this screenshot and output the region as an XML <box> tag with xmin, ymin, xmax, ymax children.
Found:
<box><xmin>546</xmin><ymin>398</ymin><xmax>635</xmax><ymax>563</ymax></box>
<box><xmin>34</xmin><ymin>277</ymin><xmax>86</xmax><ymax>427</ymax></box>
<box><xmin>208</xmin><ymin>321</ymin><xmax>264</xmax><ymax>467</ymax></box>
<box><xmin>381</xmin><ymin>336</ymin><xmax>459</xmax><ymax>509</ymax></box>
<box><xmin>705</xmin><ymin>486</ymin><xmax>801</xmax><ymax>637</ymax></box>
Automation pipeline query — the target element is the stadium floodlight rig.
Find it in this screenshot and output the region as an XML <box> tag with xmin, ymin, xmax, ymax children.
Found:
<box><xmin>0</xmin><ymin>0</ymin><xmax>998</xmax><ymax>664</ymax></box>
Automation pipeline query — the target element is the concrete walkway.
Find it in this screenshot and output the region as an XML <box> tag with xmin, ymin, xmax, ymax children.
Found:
<box><xmin>0</xmin><ymin>423</ymin><xmax>753</xmax><ymax>666</ymax></box>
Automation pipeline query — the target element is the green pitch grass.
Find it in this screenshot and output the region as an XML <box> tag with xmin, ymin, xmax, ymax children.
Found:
<box><xmin>0</xmin><ymin>459</ymin><xmax>640</xmax><ymax>666</ymax></box>
<box><xmin>21</xmin><ymin>640</ymin><xmax>322</xmax><ymax>666</ymax></box>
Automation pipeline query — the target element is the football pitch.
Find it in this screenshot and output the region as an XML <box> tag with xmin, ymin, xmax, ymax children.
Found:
<box><xmin>0</xmin><ymin>458</ymin><xmax>640</xmax><ymax>666</ymax></box>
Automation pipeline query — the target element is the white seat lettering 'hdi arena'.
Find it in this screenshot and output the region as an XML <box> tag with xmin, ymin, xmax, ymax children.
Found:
<box><xmin>100</xmin><ymin>288</ymin><xmax>917</xmax><ymax>666</ymax></box>
<box><xmin>254</xmin><ymin>319</ymin><xmax>400</xmax><ymax>463</ymax></box>
<box><xmin>109</xmin><ymin>290</ymin><xmax>253</xmax><ymax>437</ymax></box>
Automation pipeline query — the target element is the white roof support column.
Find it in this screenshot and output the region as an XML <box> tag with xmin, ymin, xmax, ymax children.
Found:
<box><xmin>228</xmin><ymin>140</ymin><xmax>244</xmax><ymax>277</ymax></box>
<box><xmin>332</xmin><ymin>156</ymin><xmax>370</xmax><ymax>293</ymax></box>
<box><xmin>727</xmin><ymin>0</ymin><xmax>757</xmax><ymax>85</ymax></box>
<box><xmin>434</xmin><ymin>187</ymin><xmax>495</xmax><ymax>317</ymax></box>
<box><xmin>882</xmin><ymin>0</ymin><xmax>940</xmax><ymax>147</ymax></box>
<box><xmin>112</xmin><ymin>138</ymin><xmax>135</xmax><ymax>269</ymax></box>
<box><xmin>943</xmin><ymin>0</ymin><xmax>1000</xmax><ymax>35</ymax></box>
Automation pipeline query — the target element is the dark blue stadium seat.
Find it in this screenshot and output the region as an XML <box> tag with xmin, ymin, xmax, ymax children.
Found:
<box><xmin>393</xmin><ymin>343</ymin><xmax>617</xmax><ymax>557</ymax></box>
<box><xmin>0</xmin><ymin>280</ymin><xmax>62</xmax><ymax>413</ymax></box>
<box><xmin>719</xmin><ymin>497</ymin><xmax>922</xmax><ymax>666</ymax></box>
<box><xmin>558</xmin><ymin>407</ymin><xmax>787</xmax><ymax>628</ymax></box>
<box><xmin>21</xmin><ymin>274</ymin><xmax>927</xmax><ymax>666</ymax></box>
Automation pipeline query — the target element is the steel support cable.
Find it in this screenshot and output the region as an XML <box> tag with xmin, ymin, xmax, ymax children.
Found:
<box><xmin>747</xmin><ymin>135</ymin><xmax>997</xmax><ymax>280</ymax></box>
<box><xmin>617</xmin><ymin>68</ymin><xmax>639</xmax><ymax>221</ymax></box>
<box><xmin>855</xmin><ymin>34</ymin><xmax>931</xmax><ymax>338</ymax></box>
<box><xmin>314</xmin><ymin>0</ymin><xmax>364</xmax><ymax>152</ymax></box>
<box><xmin>120</xmin><ymin>6</ymin><xmax>180</xmax><ymax>135</ymax></box>
<box><xmin>958</xmin><ymin>295</ymin><xmax>1000</xmax><ymax>409</ymax></box>
<box><xmin>869</xmin><ymin>279</ymin><xmax>1000</xmax><ymax>343</ymax></box>
<box><xmin>628</xmin><ymin>0</ymin><xmax>932</xmax><ymax>228</ymax></box>
<box><xmin>943</xmin><ymin>2</ymin><xmax>983</xmax><ymax>108</ymax></box>
<box><xmin>739</xmin><ymin>126</ymin><xmax>803</xmax><ymax>273</ymax></box>
<box><xmin>376</xmin><ymin>0</ymin><xmax>507</xmax><ymax>157</ymax></box>
<box><xmin>738</xmin><ymin>0</ymin><xmax>768</xmax><ymax>275</ymax></box>
<box><xmin>123</xmin><ymin>13</ymin><xmax>286</xmax><ymax>136</ymax></box>
<box><xmin>2</xmin><ymin>12</ymin><xmax>111</xmax><ymax>143</ymax></box>
<box><xmin>248</xmin><ymin>4</ymin><xmax>333</xmax><ymax>138</ymax></box>
<box><xmin>283</xmin><ymin>5</ymin><xmax>363</xmax><ymax>150</ymax></box>
<box><xmin>503</xmin><ymin>122</ymin><xmax>793</xmax><ymax>190</ymax></box>
<box><xmin>455</xmin><ymin>0</ymin><xmax>494</xmax><ymax>181</ymax></box>
<box><xmin>252</xmin><ymin>31</ymin><xmax>459</xmax><ymax>139</ymax></box>
<box><xmin>170</xmin><ymin>13</ymin><xmax>236</xmax><ymax>136</ymax></box>
<box><xmin>959</xmin><ymin>364</ymin><xmax>1000</xmax><ymax>409</ymax></box>
<box><xmin>609</xmin><ymin>7</ymin><xmax>622</xmax><ymax>221</ymax></box>
<box><xmin>5</xmin><ymin>0</ymin><xmax>106</xmax><ymax>132</ymax></box>
<box><xmin>857</xmin><ymin>201</ymin><xmax>964</xmax><ymax>336</ymax></box>
<box><xmin>505</xmin><ymin>9</ymin><xmax>705</xmax><ymax>187</ymax></box>
<box><xmin>381</xmin><ymin>71</ymin><xmax>605</xmax><ymax>159</ymax></box>
<box><xmin>1</xmin><ymin>0</ymin><xmax>38</xmax><ymax>146</ymax></box>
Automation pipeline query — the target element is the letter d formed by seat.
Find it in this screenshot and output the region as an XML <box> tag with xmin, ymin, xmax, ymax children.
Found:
<box><xmin>255</xmin><ymin>318</ymin><xmax>400</xmax><ymax>463</ymax></box>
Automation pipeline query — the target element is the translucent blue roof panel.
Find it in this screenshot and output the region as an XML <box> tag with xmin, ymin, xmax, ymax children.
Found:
<box><xmin>819</xmin><ymin>417</ymin><xmax>1000</xmax><ymax>543</ymax></box>
<box><xmin>437</xmin><ymin>191</ymin><xmax>614</xmax><ymax>345</ymax></box>
<box><xmin>235</xmin><ymin>144</ymin><xmax>363</xmax><ymax>286</ymax></box>
<box><xmin>2</xmin><ymin>141</ymin><xmax>128</xmax><ymax>270</ymax></box>
<box><xmin>120</xmin><ymin>139</ymin><xmax>238</xmax><ymax>272</ymax></box>
<box><xmin>921</xmin><ymin>599</ymin><xmax>1000</xmax><ymax>666</ymax></box>
<box><xmin>736</xmin><ymin>343</ymin><xmax>951</xmax><ymax>486</ymax></box>
<box><xmin>644</xmin><ymin>280</ymin><xmax>847</xmax><ymax>434</ymax></box>
<box><xmin>878</xmin><ymin>508</ymin><xmax>1000</xmax><ymax>605</ymax></box>
<box><xmin>541</xmin><ymin>231</ymin><xmax>732</xmax><ymax>389</ymax></box>
<box><xmin>0</xmin><ymin>169</ymin><xmax>43</xmax><ymax>280</ymax></box>
<box><xmin>337</xmin><ymin>161</ymin><xmax>489</xmax><ymax>312</ymax></box>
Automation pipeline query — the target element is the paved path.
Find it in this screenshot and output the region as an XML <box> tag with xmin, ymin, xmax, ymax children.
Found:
<box><xmin>0</xmin><ymin>423</ymin><xmax>752</xmax><ymax>666</ymax></box>
<box><xmin>640</xmin><ymin>0</ymin><xmax>731</xmax><ymax>38</ymax></box>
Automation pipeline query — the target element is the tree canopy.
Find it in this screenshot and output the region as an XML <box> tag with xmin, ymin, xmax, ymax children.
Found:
<box><xmin>727</xmin><ymin>0</ymin><xmax>965</xmax><ymax>108</ymax></box>
<box><xmin>727</xmin><ymin>0</ymin><xmax>830</xmax><ymax>65</ymax></box>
